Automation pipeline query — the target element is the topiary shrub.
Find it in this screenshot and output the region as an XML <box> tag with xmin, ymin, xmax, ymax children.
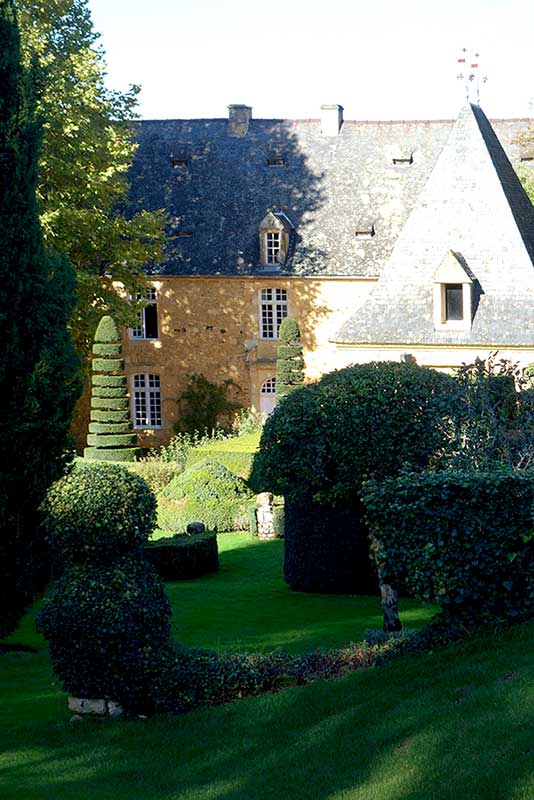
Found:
<box><xmin>362</xmin><ymin>470</ymin><xmax>534</xmax><ymax>631</ymax></box>
<box><xmin>250</xmin><ymin>361</ymin><xmax>456</xmax><ymax>594</ymax></box>
<box><xmin>84</xmin><ymin>315</ymin><xmax>141</xmax><ymax>462</ymax></box>
<box><xmin>157</xmin><ymin>460</ymin><xmax>254</xmax><ymax>533</ymax></box>
<box><xmin>144</xmin><ymin>532</ymin><xmax>219</xmax><ymax>580</ymax></box>
<box><xmin>275</xmin><ymin>317</ymin><xmax>305</xmax><ymax>400</ymax></box>
<box><xmin>37</xmin><ymin>462</ymin><xmax>171</xmax><ymax>712</ymax></box>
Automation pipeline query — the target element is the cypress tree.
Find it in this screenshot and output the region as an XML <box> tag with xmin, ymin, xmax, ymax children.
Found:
<box><xmin>84</xmin><ymin>315</ymin><xmax>141</xmax><ymax>461</ymax></box>
<box><xmin>275</xmin><ymin>318</ymin><xmax>305</xmax><ymax>400</ymax></box>
<box><xmin>0</xmin><ymin>0</ymin><xmax>81</xmax><ymax>639</ymax></box>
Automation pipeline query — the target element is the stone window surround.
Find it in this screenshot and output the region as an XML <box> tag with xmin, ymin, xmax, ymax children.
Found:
<box><xmin>259</xmin><ymin>288</ymin><xmax>288</xmax><ymax>339</ymax></box>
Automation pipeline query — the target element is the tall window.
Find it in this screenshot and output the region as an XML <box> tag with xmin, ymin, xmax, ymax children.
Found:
<box><xmin>265</xmin><ymin>232</ymin><xmax>281</xmax><ymax>265</ymax></box>
<box><xmin>259</xmin><ymin>288</ymin><xmax>288</xmax><ymax>339</ymax></box>
<box><xmin>131</xmin><ymin>287</ymin><xmax>158</xmax><ymax>339</ymax></box>
<box><xmin>133</xmin><ymin>374</ymin><xmax>162</xmax><ymax>428</ymax></box>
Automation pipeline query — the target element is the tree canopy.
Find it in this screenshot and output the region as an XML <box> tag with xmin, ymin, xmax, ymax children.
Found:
<box><xmin>17</xmin><ymin>0</ymin><xmax>167</xmax><ymax>356</ymax></box>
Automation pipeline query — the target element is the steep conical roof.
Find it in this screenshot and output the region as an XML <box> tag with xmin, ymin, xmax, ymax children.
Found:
<box><xmin>336</xmin><ymin>104</ymin><xmax>534</xmax><ymax>346</ymax></box>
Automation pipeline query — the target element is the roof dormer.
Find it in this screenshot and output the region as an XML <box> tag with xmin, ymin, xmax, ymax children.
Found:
<box><xmin>258</xmin><ymin>211</ymin><xmax>294</xmax><ymax>270</ymax></box>
<box><xmin>433</xmin><ymin>251</ymin><xmax>476</xmax><ymax>331</ymax></box>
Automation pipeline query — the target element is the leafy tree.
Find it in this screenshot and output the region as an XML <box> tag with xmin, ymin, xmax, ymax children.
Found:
<box><xmin>175</xmin><ymin>374</ymin><xmax>242</xmax><ymax>436</ymax></box>
<box><xmin>84</xmin><ymin>315</ymin><xmax>141</xmax><ymax>462</ymax></box>
<box><xmin>0</xmin><ymin>0</ymin><xmax>81</xmax><ymax>639</ymax></box>
<box><xmin>275</xmin><ymin>317</ymin><xmax>305</xmax><ymax>400</ymax></box>
<box><xmin>17</xmin><ymin>0</ymin><xmax>167</xmax><ymax>357</ymax></box>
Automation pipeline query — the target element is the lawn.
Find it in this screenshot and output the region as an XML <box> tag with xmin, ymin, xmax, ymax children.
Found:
<box><xmin>2</xmin><ymin>533</ymin><xmax>534</xmax><ymax>799</ymax></box>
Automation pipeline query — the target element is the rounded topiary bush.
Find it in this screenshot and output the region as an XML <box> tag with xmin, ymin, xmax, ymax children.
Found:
<box><xmin>37</xmin><ymin>556</ymin><xmax>172</xmax><ymax>708</ymax></box>
<box><xmin>37</xmin><ymin>462</ymin><xmax>172</xmax><ymax>713</ymax></box>
<box><xmin>250</xmin><ymin>361</ymin><xmax>457</xmax><ymax>594</ymax></box>
<box><xmin>42</xmin><ymin>461</ymin><xmax>156</xmax><ymax>565</ymax></box>
<box><xmin>157</xmin><ymin>460</ymin><xmax>253</xmax><ymax>532</ymax></box>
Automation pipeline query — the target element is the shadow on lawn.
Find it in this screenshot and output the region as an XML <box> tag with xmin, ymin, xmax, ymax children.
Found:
<box><xmin>2</xmin><ymin>625</ymin><xmax>534</xmax><ymax>799</ymax></box>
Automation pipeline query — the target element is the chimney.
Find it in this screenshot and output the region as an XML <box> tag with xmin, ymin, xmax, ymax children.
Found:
<box><xmin>228</xmin><ymin>104</ymin><xmax>252</xmax><ymax>137</ymax></box>
<box><xmin>320</xmin><ymin>104</ymin><xmax>344</xmax><ymax>136</ymax></box>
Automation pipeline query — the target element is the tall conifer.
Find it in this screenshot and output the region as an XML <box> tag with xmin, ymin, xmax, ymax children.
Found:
<box><xmin>0</xmin><ymin>0</ymin><xmax>81</xmax><ymax>639</ymax></box>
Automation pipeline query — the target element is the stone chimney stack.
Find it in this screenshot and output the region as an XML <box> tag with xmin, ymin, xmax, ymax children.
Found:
<box><xmin>320</xmin><ymin>104</ymin><xmax>344</xmax><ymax>136</ymax></box>
<box><xmin>228</xmin><ymin>104</ymin><xmax>252</xmax><ymax>137</ymax></box>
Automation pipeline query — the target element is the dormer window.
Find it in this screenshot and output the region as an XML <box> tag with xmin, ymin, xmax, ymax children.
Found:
<box><xmin>433</xmin><ymin>251</ymin><xmax>475</xmax><ymax>331</ymax></box>
<box><xmin>266</xmin><ymin>231</ymin><xmax>280</xmax><ymax>264</ymax></box>
<box><xmin>267</xmin><ymin>156</ymin><xmax>286</xmax><ymax>167</ymax></box>
<box><xmin>258</xmin><ymin>210</ymin><xmax>294</xmax><ymax>269</ymax></box>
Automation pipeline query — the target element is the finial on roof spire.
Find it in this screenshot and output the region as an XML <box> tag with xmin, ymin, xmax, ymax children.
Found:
<box><xmin>456</xmin><ymin>47</ymin><xmax>488</xmax><ymax>104</ymax></box>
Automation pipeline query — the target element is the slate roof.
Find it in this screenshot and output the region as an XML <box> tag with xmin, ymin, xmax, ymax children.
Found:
<box><xmin>335</xmin><ymin>105</ymin><xmax>534</xmax><ymax>346</ymax></box>
<box><xmin>128</xmin><ymin>112</ymin><xmax>530</xmax><ymax>278</ymax></box>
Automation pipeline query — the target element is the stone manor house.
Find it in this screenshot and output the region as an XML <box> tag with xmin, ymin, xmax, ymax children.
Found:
<box><xmin>114</xmin><ymin>102</ymin><xmax>534</xmax><ymax>447</ymax></box>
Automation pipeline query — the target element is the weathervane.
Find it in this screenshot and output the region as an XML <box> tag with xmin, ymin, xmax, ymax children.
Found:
<box><xmin>457</xmin><ymin>47</ymin><xmax>488</xmax><ymax>104</ymax></box>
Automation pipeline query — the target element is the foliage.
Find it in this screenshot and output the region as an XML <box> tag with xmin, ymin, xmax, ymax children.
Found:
<box><xmin>158</xmin><ymin>460</ymin><xmax>254</xmax><ymax>533</ymax></box>
<box><xmin>17</xmin><ymin>0</ymin><xmax>167</xmax><ymax>357</ymax></box>
<box><xmin>443</xmin><ymin>353</ymin><xmax>534</xmax><ymax>470</ymax></box>
<box><xmin>37</xmin><ymin>461</ymin><xmax>171</xmax><ymax>712</ymax></box>
<box><xmin>251</xmin><ymin>361</ymin><xmax>456</xmax><ymax>506</ymax></box>
<box><xmin>250</xmin><ymin>362</ymin><xmax>456</xmax><ymax>594</ymax></box>
<box><xmin>0</xmin><ymin>1</ymin><xmax>81</xmax><ymax>640</ymax></box>
<box><xmin>127</xmin><ymin>460</ymin><xmax>183</xmax><ymax>494</ymax></box>
<box><xmin>84</xmin><ymin>315</ymin><xmax>141</xmax><ymax>461</ymax></box>
<box><xmin>144</xmin><ymin>532</ymin><xmax>219</xmax><ymax>581</ymax></box>
<box><xmin>275</xmin><ymin>317</ymin><xmax>305</xmax><ymax>399</ymax></box>
<box><xmin>362</xmin><ymin>470</ymin><xmax>534</xmax><ymax>631</ymax></box>
<box><xmin>175</xmin><ymin>373</ymin><xmax>243</xmax><ymax>436</ymax></box>
<box><xmin>231</xmin><ymin>407</ymin><xmax>264</xmax><ymax>436</ymax></box>
<box><xmin>42</xmin><ymin>461</ymin><xmax>156</xmax><ymax>566</ymax></box>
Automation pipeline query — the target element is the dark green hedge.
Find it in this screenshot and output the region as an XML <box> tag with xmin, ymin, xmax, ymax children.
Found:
<box><xmin>362</xmin><ymin>470</ymin><xmax>534</xmax><ymax>627</ymax></box>
<box><xmin>144</xmin><ymin>532</ymin><xmax>219</xmax><ymax>580</ymax></box>
<box><xmin>251</xmin><ymin>362</ymin><xmax>456</xmax><ymax>594</ymax></box>
<box><xmin>92</xmin><ymin>357</ymin><xmax>124</xmax><ymax>373</ymax></box>
<box><xmin>87</xmin><ymin>432</ymin><xmax>138</xmax><ymax>448</ymax></box>
<box><xmin>92</xmin><ymin>374</ymin><xmax>127</xmax><ymax>389</ymax></box>
<box><xmin>284</xmin><ymin>498</ymin><xmax>377</xmax><ymax>593</ymax></box>
<box><xmin>42</xmin><ymin>462</ymin><xmax>156</xmax><ymax>565</ymax></box>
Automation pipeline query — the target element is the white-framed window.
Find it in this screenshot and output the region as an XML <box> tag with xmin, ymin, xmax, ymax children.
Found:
<box><xmin>260</xmin><ymin>377</ymin><xmax>276</xmax><ymax>415</ymax></box>
<box><xmin>131</xmin><ymin>287</ymin><xmax>158</xmax><ymax>340</ymax></box>
<box><xmin>132</xmin><ymin>373</ymin><xmax>162</xmax><ymax>428</ymax></box>
<box><xmin>265</xmin><ymin>232</ymin><xmax>281</xmax><ymax>265</ymax></box>
<box><xmin>259</xmin><ymin>288</ymin><xmax>288</xmax><ymax>339</ymax></box>
<box><xmin>443</xmin><ymin>283</ymin><xmax>463</xmax><ymax>321</ymax></box>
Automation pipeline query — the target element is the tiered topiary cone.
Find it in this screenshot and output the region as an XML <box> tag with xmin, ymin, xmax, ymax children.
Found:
<box><xmin>84</xmin><ymin>315</ymin><xmax>142</xmax><ymax>462</ymax></box>
<box><xmin>275</xmin><ymin>317</ymin><xmax>305</xmax><ymax>400</ymax></box>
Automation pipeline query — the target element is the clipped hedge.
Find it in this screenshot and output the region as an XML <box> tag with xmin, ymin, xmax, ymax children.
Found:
<box><xmin>92</xmin><ymin>357</ymin><xmax>124</xmax><ymax>373</ymax></box>
<box><xmin>84</xmin><ymin>447</ymin><xmax>142</xmax><ymax>463</ymax></box>
<box><xmin>158</xmin><ymin>460</ymin><xmax>253</xmax><ymax>532</ymax></box>
<box><xmin>90</xmin><ymin>409</ymin><xmax>130</xmax><ymax>423</ymax></box>
<box><xmin>362</xmin><ymin>470</ymin><xmax>534</xmax><ymax>628</ymax></box>
<box><xmin>185</xmin><ymin>448</ymin><xmax>254</xmax><ymax>480</ymax></box>
<box><xmin>251</xmin><ymin>361</ymin><xmax>456</xmax><ymax>594</ymax></box>
<box><xmin>89</xmin><ymin>421</ymin><xmax>132</xmax><ymax>435</ymax></box>
<box><xmin>91</xmin><ymin>396</ymin><xmax>130</xmax><ymax>411</ymax></box>
<box><xmin>92</xmin><ymin>342</ymin><xmax>122</xmax><ymax>357</ymax></box>
<box><xmin>92</xmin><ymin>374</ymin><xmax>127</xmax><ymax>389</ymax></box>
<box><xmin>42</xmin><ymin>462</ymin><xmax>156</xmax><ymax>565</ymax></box>
<box><xmin>87</xmin><ymin>432</ymin><xmax>138</xmax><ymax>448</ymax></box>
<box><xmin>144</xmin><ymin>532</ymin><xmax>219</xmax><ymax>580</ymax></box>
<box><xmin>127</xmin><ymin>460</ymin><xmax>184</xmax><ymax>494</ymax></box>
<box><xmin>92</xmin><ymin>386</ymin><xmax>126</xmax><ymax>399</ymax></box>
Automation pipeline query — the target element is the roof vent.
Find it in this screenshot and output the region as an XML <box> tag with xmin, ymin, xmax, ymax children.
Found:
<box><xmin>172</xmin><ymin>158</ymin><xmax>189</xmax><ymax>169</ymax></box>
<box><xmin>393</xmin><ymin>154</ymin><xmax>413</xmax><ymax>165</ymax></box>
<box><xmin>228</xmin><ymin>104</ymin><xmax>252</xmax><ymax>137</ymax></box>
<box><xmin>267</xmin><ymin>156</ymin><xmax>286</xmax><ymax>167</ymax></box>
<box><xmin>320</xmin><ymin>104</ymin><xmax>343</xmax><ymax>136</ymax></box>
<box><xmin>354</xmin><ymin>225</ymin><xmax>375</xmax><ymax>239</ymax></box>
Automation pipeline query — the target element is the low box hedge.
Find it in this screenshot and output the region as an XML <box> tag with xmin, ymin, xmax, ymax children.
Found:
<box><xmin>144</xmin><ymin>532</ymin><xmax>219</xmax><ymax>580</ymax></box>
<box><xmin>185</xmin><ymin>449</ymin><xmax>254</xmax><ymax>480</ymax></box>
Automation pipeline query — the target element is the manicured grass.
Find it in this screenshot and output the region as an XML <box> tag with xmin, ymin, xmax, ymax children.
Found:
<box><xmin>3</xmin><ymin>533</ymin><xmax>534</xmax><ymax>799</ymax></box>
<box><xmin>164</xmin><ymin>532</ymin><xmax>432</xmax><ymax>653</ymax></box>
<box><xmin>197</xmin><ymin>431</ymin><xmax>261</xmax><ymax>453</ymax></box>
